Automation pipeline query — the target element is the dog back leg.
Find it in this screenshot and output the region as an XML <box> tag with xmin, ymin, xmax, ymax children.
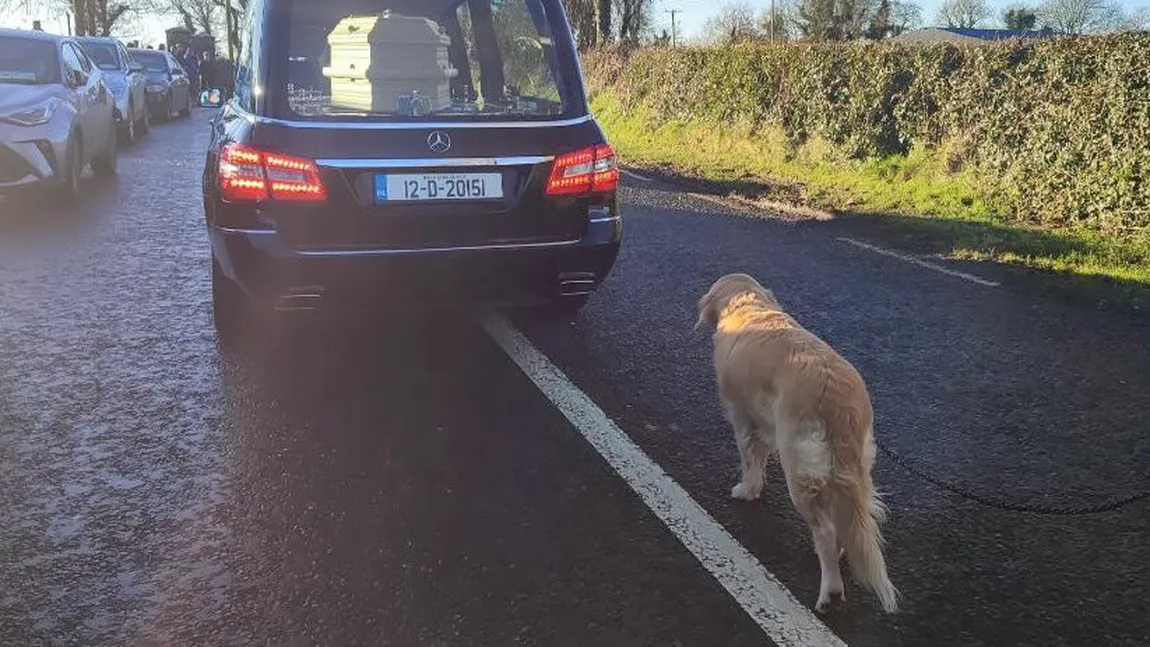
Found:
<box><xmin>780</xmin><ymin>421</ymin><xmax>844</xmax><ymax>612</ymax></box>
<box><xmin>726</xmin><ymin>404</ymin><xmax>771</xmax><ymax>501</ymax></box>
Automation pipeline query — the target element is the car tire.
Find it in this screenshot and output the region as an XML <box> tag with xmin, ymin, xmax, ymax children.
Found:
<box><xmin>58</xmin><ymin>136</ymin><xmax>82</xmax><ymax>203</ymax></box>
<box><xmin>92</xmin><ymin>128</ymin><xmax>118</xmax><ymax>177</ymax></box>
<box><xmin>212</xmin><ymin>259</ymin><xmax>251</xmax><ymax>349</ymax></box>
<box><xmin>119</xmin><ymin>105</ymin><xmax>136</xmax><ymax>147</ymax></box>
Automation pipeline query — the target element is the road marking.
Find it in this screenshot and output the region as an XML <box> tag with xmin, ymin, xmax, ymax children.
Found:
<box><xmin>480</xmin><ymin>312</ymin><xmax>847</xmax><ymax>647</ymax></box>
<box><xmin>620</xmin><ymin>168</ymin><xmax>654</xmax><ymax>182</ymax></box>
<box><xmin>838</xmin><ymin>237</ymin><xmax>1000</xmax><ymax>287</ymax></box>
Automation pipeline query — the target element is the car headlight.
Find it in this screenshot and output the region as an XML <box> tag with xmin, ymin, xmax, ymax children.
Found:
<box><xmin>1</xmin><ymin>97</ymin><xmax>62</xmax><ymax>127</ymax></box>
<box><xmin>146</xmin><ymin>84</ymin><xmax>166</xmax><ymax>94</ymax></box>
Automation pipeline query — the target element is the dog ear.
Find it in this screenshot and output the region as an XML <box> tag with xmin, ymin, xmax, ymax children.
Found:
<box><xmin>695</xmin><ymin>291</ymin><xmax>718</xmax><ymax>331</ymax></box>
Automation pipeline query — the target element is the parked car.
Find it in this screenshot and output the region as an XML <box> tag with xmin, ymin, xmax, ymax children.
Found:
<box><xmin>0</xmin><ymin>28</ymin><xmax>118</xmax><ymax>201</ymax></box>
<box><xmin>127</xmin><ymin>48</ymin><xmax>192</xmax><ymax>123</ymax></box>
<box><xmin>76</xmin><ymin>36</ymin><xmax>149</xmax><ymax>145</ymax></box>
<box><xmin>203</xmin><ymin>0</ymin><xmax>620</xmax><ymax>343</ymax></box>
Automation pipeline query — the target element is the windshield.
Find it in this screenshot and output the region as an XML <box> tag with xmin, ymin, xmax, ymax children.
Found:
<box><xmin>275</xmin><ymin>0</ymin><xmax>569</xmax><ymax>121</ymax></box>
<box><xmin>131</xmin><ymin>51</ymin><xmax>168</xmax><ymax>73</ymax></box>
<box><xmin>0</xmin><ymin>37</ymin><xmax>60</xmax><ymax>85</ymax></box>
<box><xmin>79</xmin><ymin>42</ymin><xmax>121</xmax><ymax>70</ymax></box>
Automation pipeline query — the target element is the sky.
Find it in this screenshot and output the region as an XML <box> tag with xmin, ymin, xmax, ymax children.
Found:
<box><xmin>2</xmin><ymin>0</ymin><xmax>1146</xmax><ymax>43</ymax></box>
<box><xmin>660</xmin><ymin>0</ymin><xmax>1147</xmax><ymax>39</ymax></box>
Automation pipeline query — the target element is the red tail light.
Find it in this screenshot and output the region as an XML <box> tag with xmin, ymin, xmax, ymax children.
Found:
<box><xmin>218</xmin><ymin>143</ymin><xmax>328</xmax><ymax>203</ymax></box>
<box><xmin>546</xmin><ymin>144</ymin><xmax>619</xmax><ymax>197</ymax></box>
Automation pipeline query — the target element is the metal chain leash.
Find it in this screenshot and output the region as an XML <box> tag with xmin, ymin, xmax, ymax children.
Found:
<box><xmin>875</xmin><ymin>440</ymin><xmax>1150</xmax><ymax>516</ymax></box>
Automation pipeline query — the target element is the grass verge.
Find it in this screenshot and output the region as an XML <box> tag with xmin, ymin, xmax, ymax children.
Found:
<box><xmin>593</xmin><ymin>94</ymin><xmax>1150</xmax><ymax>313</ymax></box>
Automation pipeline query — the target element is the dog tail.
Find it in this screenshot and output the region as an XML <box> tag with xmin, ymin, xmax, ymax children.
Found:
<box><xmin>826</xmin><ymin>408</ymin><xmax>899</xmax><ymax>613</ymax></box>
<box><xmin>839</xmin><ymin>474</ymin><xmax>898</xmax><ymax>613</ymax></box>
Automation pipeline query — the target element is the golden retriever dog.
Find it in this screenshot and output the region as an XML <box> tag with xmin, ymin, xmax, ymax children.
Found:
<box><xmin>696</xmin><ymin>273</ymin><xmax>898</xmax><ymax>613</ymax></box>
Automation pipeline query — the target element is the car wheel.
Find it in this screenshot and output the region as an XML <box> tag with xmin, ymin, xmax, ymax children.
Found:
<box><xmin>213</xmin><ymin>259</ymin><xmax>252</xmax><ymax>349</ymax></box>
<box><xmin>58</xmin><ymin>136</ymin><xmax>82</xmax><ymax>203</ymax></box>
<box><xmin>92</xmin><ymin>127</ymin><xmax>118</xmax><ymax>177</ymax></box>
<box><xmin>119</xmin><ymin>105</ymin><xmax>136</xmax><ymax>146</ymax></box>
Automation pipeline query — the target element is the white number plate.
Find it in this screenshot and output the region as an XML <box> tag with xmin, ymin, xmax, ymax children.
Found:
<box><xmin>375</xmin><ymin>173</ymin><xmax>503</xmax><ymax>202</ymax></box>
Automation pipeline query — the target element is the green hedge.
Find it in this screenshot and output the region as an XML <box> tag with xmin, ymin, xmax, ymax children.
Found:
<box><xmin>582</xmin><ymin>36</ymin><xmax>1150</xmax><ymax>234</ymax></box>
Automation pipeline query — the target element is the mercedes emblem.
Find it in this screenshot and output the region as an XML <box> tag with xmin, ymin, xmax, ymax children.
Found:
<box><xmin>427</xmin><ymin>131</ymin><xmax>452</xmax><ymax>154</ymax></box>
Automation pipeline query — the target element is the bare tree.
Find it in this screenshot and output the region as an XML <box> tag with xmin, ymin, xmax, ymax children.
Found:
<box><xmin>598</xmin><ymin>0</ymin><xmax>612</xmax><ymax>43</ymax></box>
<box><xmin>891</xmin><ymin>0</ymin><xmax>924</xmax><ymax>31</ymax></box>
<box><xmin>562</xmin><ymin>0</ymin><xmax>598</xmax><ymax>47</ymax></box>
<box><xmin>936</xmin><ymin>0</ymin><xmax>991</xmax><ymax>27</ymax></box>
<box><xmin>703</xmin><ymin>2</ymin><xmax>761</xmax><ymax>43</ymax></box>
<box><xmin>759</xmin><ymin>1</ymin><xmax>790</xmax><ymax>40</ymax></box>
<box><xmin>616</xmin><ymin>0</ymin><xmax>654</xmax><ymax>44</ymax></box>
<box><xmin>792</xmin><ymin>0</ymin><xmax>845</xmax><ymax>39</ymax></box>
<box><xmin>1003</xmin><ymin>3</ymin><xmax>1039</xmax><ymax>28</ymax></box>
<box><xmin>70</xmin><ymin>0</ymin><xmax>134</xmax><ymax>35</ymax></box>
<box><xmin>144</xmin><ymin>0</ymin><xmax>216</xmax><ymax>33</ymax></box>
<box><xmin>1037</xmin><ymin>0</ymin><xmax>1122</xmax><ymax>32</ymax></box>
<box><xmin>1118</xmin><ymin>5</ymin><xmax>1150</xmax><ymax>30</ymax></box>
<box><xmin>790</xmin><ymin>0</ymin><xmax>889</xmax><ymax>39</ymax></box>
<box><xmin>5</xmin><ymin>0</ymin><xmax>132</xmax><ymax>35</ymax></box>
<box><xmin>837</xmin><ymin>0</ymin><xmax>875</xmax><ymax>36</ymax></box>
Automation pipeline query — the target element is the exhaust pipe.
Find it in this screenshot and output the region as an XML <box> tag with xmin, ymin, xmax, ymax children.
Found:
<box><xmin>558</xmin><ymin>272</ymin><xmax>597</xmax><ymax>297</ymax></box>
<box><xmin>274</xmin><ymin>286</ymin><xmax>325</xmax><ymax>312</ymax></box>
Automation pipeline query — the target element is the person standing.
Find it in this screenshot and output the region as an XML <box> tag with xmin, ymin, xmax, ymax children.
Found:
<box><xmin>182</xmin><ymin>45</ymin><xmax>200</xmax><ymax>102</ymax></box>
<box><xmin>199</xmin><ymin>50</ymin><xmax>216</xmax><ymax>97</ymax></box>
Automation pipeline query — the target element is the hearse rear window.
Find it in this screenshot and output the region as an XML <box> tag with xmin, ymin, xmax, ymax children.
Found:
<box><xmin>276</xmin><ymin>0</ymin><xmax>568</xmax><ymax>121</ymax></box>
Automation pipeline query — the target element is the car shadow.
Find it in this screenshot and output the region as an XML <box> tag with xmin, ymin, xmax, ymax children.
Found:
<box><xmin>0</xmin><ymin>173</ymin><xmax>125</xmax><ymax>241</ymax></box>
<box><xmin>624</xmin><ymin>167</ymin><xmax>1150</xmax><ymax>316</ymax></box>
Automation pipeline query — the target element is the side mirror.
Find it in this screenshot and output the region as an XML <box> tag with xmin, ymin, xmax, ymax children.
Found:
<box><xmin>199</xmin><ymin>88</ymin><xmax>224</xmax><ymax>108</ymax></box>
<box><xmin>68</xmin><ymin>69</ymin><xmax>87</xmax><ymax>87</ymax></box>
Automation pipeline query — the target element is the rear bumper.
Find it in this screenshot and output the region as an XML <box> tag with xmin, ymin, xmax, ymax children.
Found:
<box><xmin>210</xmin><ymin>211</ymin><xmax>622</xmax><ymax>310</ymax></box>
<box><xmin>145</xmin><ymin>90</ymin><xmax>169</xmax><ymax>114</ymax></box>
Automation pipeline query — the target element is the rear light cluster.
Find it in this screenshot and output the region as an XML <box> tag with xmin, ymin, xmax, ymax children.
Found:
<box><xmin>219</xmin><ymin>143</ymin><xmax>328</xmax><ymax>203</ymax></box>
<box><xmin>546</xmin><ymin>144</ymin><xmax>619</xmax><ymax>197</ymax></box>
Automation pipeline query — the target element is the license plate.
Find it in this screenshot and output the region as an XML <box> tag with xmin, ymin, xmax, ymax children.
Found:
<box><xmin>375</xmin><ymin>173</ymin><xmax>503</xmax><ymax>203</ymax></box>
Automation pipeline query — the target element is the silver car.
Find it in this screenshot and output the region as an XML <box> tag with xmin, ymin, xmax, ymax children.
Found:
<box><xmin>0</xmin><ymin>28</ymin><xmax>118</xmax><ymax>201</ymax></box>
<box><xmin>76</xmin><ymin>36</ymin><xmax>150</xmax><ymax>146</ymax></box>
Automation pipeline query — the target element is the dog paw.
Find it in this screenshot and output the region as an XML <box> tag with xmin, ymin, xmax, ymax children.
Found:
<box><xmin>815</xmin><ymin>587</ymin><xmax>845</xmax><ymax>613</ymax></box>
<box><xmin>730</xmin><ymin>482</ymin><xmax>761</xmax><ymax>501</ymax></box>
<box><xmin>816</xmin><ymin>596</ymin><xmax>831</xmax><ymax>614</ymax></box>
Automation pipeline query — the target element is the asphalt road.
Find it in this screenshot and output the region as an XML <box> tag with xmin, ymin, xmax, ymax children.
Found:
<box><xmin>1</xmin><ymin>111</ymin><xmax>1147</xmax><ymax>647</ymax></box>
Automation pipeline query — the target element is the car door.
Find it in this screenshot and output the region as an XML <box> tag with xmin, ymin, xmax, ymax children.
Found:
<box><xmin>168</xmin><ymin>54</ymin><xmax>189</xmax><ymax>108</ymax></box>
<box><xmin>60</xmin><ymin>42</ymin><xmax>97</xmax><ymax>159</ymax></box>
<box><xmin>120</xmin><ymin>42</ymin><xmax>145</xmax><ymax>121</ymax></box>
<box><xmin>74</xmin><ymin>43</ymin><xmax>112</xmax><ymax>154</ymax></box>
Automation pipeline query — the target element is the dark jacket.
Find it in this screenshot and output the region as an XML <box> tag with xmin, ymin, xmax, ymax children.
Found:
<box><xmin>182</xmin><ymin>51</ymin><xmax>199</xmax><ymax>82</ymax></box>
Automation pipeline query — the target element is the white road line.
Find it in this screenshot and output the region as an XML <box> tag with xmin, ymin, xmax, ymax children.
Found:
<box><xmin>480</xmin><ymin>312</ymin><xmax>847</xmax><ymax>647</ymax></box>
<box><xmin>837</xmin><ymin>237</ymin><xmax>1001</xmax><ymax>287</ymax></box>
<box><xmin>620</xmin><ymin>168</ymin><xmax>654</xmax><ymax>182</ymax></box>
